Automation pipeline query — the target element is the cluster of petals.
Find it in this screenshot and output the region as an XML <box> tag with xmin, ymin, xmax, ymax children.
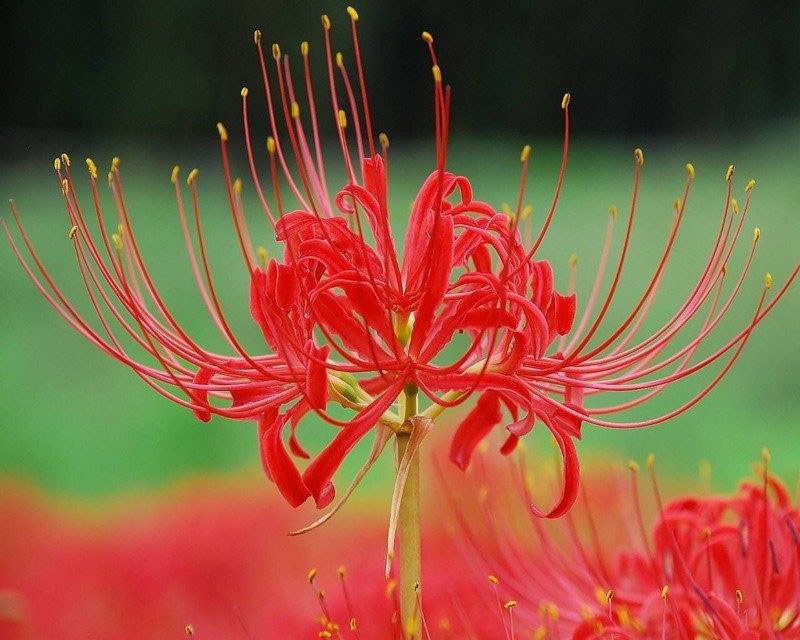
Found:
<box><xmin>4</xmin><ymin>7</ymin><xmax>797</xmax><ymax>517</ymax></box>
<box><xmin>450</xmin><ymin>453</ymin><xmax>800</xmax><ymax>639</ymax></box>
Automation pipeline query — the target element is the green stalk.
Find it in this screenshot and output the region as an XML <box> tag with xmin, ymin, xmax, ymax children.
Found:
<box><xmin>397</xmin><ymin>386</ymin><xmax>421</xmax><ymax>637</ymax></box>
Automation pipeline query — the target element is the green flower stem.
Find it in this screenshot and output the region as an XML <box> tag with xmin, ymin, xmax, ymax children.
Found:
<box><xmin>397</xmin><ymin>386</ymin><xmax>421</xmax><ymax>637</ymax></box>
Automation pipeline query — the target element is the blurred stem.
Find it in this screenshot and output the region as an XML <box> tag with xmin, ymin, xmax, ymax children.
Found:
<box><xmin>397</xmin><ymin>386</ymin><xmax>420</xmax><ymax>637</ymax></box>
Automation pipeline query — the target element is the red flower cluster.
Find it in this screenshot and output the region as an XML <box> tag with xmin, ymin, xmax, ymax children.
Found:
<box><xmin>4</xmin><ymin>7</ymin><xmax>797</xmax><ymax>517</ymax></box>
<box><xmin>452</xmin><ymin>453</ymin><xmax>800</xmax><ymax>639</ymax></box>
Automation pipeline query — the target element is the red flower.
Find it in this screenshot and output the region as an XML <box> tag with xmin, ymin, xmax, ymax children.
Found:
<box><xmin>4</xmin><ymin>8</ymin><xmax>797</xmax><ymax>517</ymax></box>
<box><xmin>449</xmin><ymin>452</ymin><xmax>800</xmax><ymax>639</ymax></box>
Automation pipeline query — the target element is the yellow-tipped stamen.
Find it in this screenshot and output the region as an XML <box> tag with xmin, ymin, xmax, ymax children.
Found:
<box><xmin>335</xmin><ymin>51</ymin><xmax>344</xmax><ymax>68</ymax></box>
<box><xmin>765</xmin><ymin>273</ymin><xmax>773</xmax><ymax>290</ymax></box>
<box><xmin>337</xmin><ymin>565</ymin><xmax>346</xmax><ymax>578</ymax></box>
<box><xmin>346</xmin><ymin>6</ymin><xmax>359</xmax><ymax>21</ymax></box>
<box><xmin>753</xmin><ymin>227</ymin><xmax>761</xmax><ymax>242</ymax></box>
<box><xmin>291</xmin><ymin>101</ymin><xmax>301</xmax><ymax>119</ymax></box>
<box><xmin>379</xmin><ymin>132</ymin><xmax>390</xmax><ymax>149</ymax></box>
<box><xmin>745</xmin><ymin>178</ymin><xmax>756</xmax><ymax>192</ymax></box>
<box><xmin>569</xmin><ymin>254</ymin><xmax>578</xmax><ymax>269</ymax></box>
<box><xmin>185</xmin><ymin>624</ymin><xmax>194</xmax><ymax>637</ymax></box>
<box><xmin>271</xmin><ymin>43</ymin><xmax>281</xmax><ymax>60</ymax></box>
<box><xmin>561</xmin><ymin>92</ymin><xmax>571</xmax><ymax>109</ymax></box>
<box><xmin>54</xmin><ymin>157</ymin><xmax>61</xmax><ymax>172</ymax></box>
<box><xmin>338</xmin><ymin>109</ymin><xmax>348</xmax><ymax>129</ymax></box>
<box><xmin>321</xmin><ymin>14</ymin><xmax>331</xmax><ymax>30</ymax></box>
<box><xmin>421</xmin><ymin>31</ymin><xmax>433</xmax><ymax>44</ymax></box>
<box><xmin>217</xmin><ymin>122</ymin><xmax>229</xmax><ymax>141</ymax></box>
<box><xmin>117</xmin><ymin>224</ymin><xmax>125</xmax><ymax>236</ymax></box>
<box><xmin>253</xmin><ymin>29</ymin><xmax>261</xmax><ymax>45</ymax></box>
<box><xmin>61</xmin><ymin>153</ymin><xmax>71</xmax><ymax>167</ymax></box>
<box><xmin>521</xmin><ymin>204</ymin><xmax>533</xmax><ymax>219</ymax></box>
<box><xmin>521</xmin><ymin>144</ymin><xmax>532</xmax><ymax>163</ymax></box>
<box><xmin>488</xmin><ymin>575</ymin><xmax>499</xmax><ymax>585</ymax></box>
<box><xmin>112</xmin><ymin>233</ymin><xmax>123</xmax><ymax>251</ymax></box>
<box><xmin>187</xmin><ymin>168</ymin><xmax>199</xmax><ymax>185</ymax></box>
<box><xmin>628</xmin><ymin>460</ymin><xmax>640</xmax><ymax>473</ymax></box>
<box><xmin>504</xmin><ymin>600</ymin><xmax>517</xmax><ymax>609</ymax></box>
<box><xmin>432</xmin><ymin>65</ymin><xmax>442</xmax><ymax>83</ymax></box>
<box><xmin>256</xmin><ymin>246</ymin><xmax>269</xmax><ymax>267</ymax></box>
<box><xmin>634</xmin><ymin>148</ymin><xmax>644</xmax><ymax>166</ymax></box>
<box><xmin>307</xmin><ymin>567</ymin><xmax>317</xmax><ymax>584</ymax></box>
<box><xmin>725</xmin><ymin>164</ymin><xmax>735</xmax><ymax>181</ymax></box>
<box><xmin>171</xmin><ymin>166</ymin><xmax>180</xmax><ymax>184</ymax></box>
<box><xmin>731</xmin><ymin>198</ymin><xmax>740</xmax><ymax>214</ymax></box>
<box><xmin>685</xmin><ymin>162</ymin><xmax>695</xmax><ymax>180</ymax></box>
<box><xmin>111</xmin><ymin>156</ymin><xmax>120</xmax><ymax>171</ymax></box>
<box><xmin>674</xmin><ymin>197</ymin><xmax>682</xmax><ymax>212</ymax></box>
<box><xmin>301</xmin><ymin>41</ymin><xmax>309</xmax><ymax>57</ymax></box>
<box><xmin>68</xmin><ymin>225</ymin><xmax>78</xmax><ymax>240</ymax></box>
<box><xmin>241</xmin><ymin>87</ymin><xmax>249</xmax><ymax>98</ymax></box>
<box><xmin>85</xmin><ymin>158</ymin><xmax>97</xmax><ymax>179</ymax></box>
<box><xmin>609</xmin><ymin>205</ymin><xmax>618</xmax><ymax>219</ymax></box>
<box><xmin>736</xmin><ymin>589</ymin><xmax>743</xmax><ymax>604</ymax></box>
<box><xmin>233</xmin><ymin>178</ymin><xmax>242</xmax><ymax>194</ymax></box>
<box><xmin>61</xmin><ymin>179</ymin><xmax>69</xmax><ymax>195</ymax></box>
<box><xmin>267</xmin><ymin>136</ymin><xmax>277</xmax><ymax>155</ymax></box>
<box><xmin>646</xmin><ymin>453</ymin><xmax>655</xmax><ymax>469</ymax></box>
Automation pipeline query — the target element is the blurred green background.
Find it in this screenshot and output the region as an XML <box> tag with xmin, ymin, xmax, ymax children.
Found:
<box><xmin>1</xmin><ymin>1</ymin><xmax>798</xmax><ymax>500</ymax></box>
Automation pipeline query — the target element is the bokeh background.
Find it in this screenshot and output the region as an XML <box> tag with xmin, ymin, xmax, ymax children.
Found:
<box><xmin>1</xmin><ymin>0</ymin><xmax>799</xmax><ymax>499</ymax></box>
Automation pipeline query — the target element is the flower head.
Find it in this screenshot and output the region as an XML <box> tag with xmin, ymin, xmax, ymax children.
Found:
<box><xmin>4</xmin><ymin>8</ymin><xmax>797</xmax><ymax>518</ymax></box>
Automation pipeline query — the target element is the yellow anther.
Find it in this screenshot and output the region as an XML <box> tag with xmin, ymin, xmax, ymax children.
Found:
<box><xmin>745</xmin><ymin>178</ymin><xmax>756</xmax><ymax>192</ymax></box>
<box><xmin>349</xmin><ymin>617</ymin><xmax>357</xmax><ymax>631</ymax></box>
<box><xmin>521</xmin><ymin>205</ymin><xmax>533</xmax><ymax>219</ymax></box>
<box><xmin>722</xmin><ymin>263</ymin><xmax>728</xmax><ymax>277</ymax></box>
<box><xmin>321</xmin><ymin>14</ymin><xmax>331</xmax><ymax>30</ymax></box>
<box><xmin>68</xmin><ymin>225</ymin><xmax>78</xmax><ymax>239</ymax></box>
<box><xmin>661</xmin><ymin>585</ymin><xmax>669</xmax><ymax>599</ymax></box>
<box><xmin>595</xmin><ymin>588</ymin><xmax>612</xmax><ymax>605</ymax></box>
<box><xmin>241</xmin><ymin>87</ymin><xmax>249</xmax><ymax>98</ymax></box>
<box><xmin>335</xmin><ymin>51</ymin><xmax>344</xmax><ymax>68</ymax></box>
<box><xmin>338</xmin><ymin>565</ymin><xmax>346</xmax><ymax>578</ymax></box>
<box><xmin>533</xmin><ymin>625</ymin><xmax>547</xmax><ymax>640</ymax></box>
<box><xmin>520</xmin><ymin>144</ymin><xmax>532</xmax><ymax>163</ymax></box>
<box><xmin>609</xmin><ymin>205</ymin><xmax>618</xmax><ymax>219</ymax></box>
<box><xmin>765</xmin><ymin>273</ymin><xmax>773</xmax><ymax>290</ymax></box>
<box><xmin>725</xmin><ymin>164</ymin><xmax>735</xmax><ymax>181</ymax></box>
<box><xmin>674</xmin><ymin>197</ymin><xmax>682</xmax><ymax>211</ymax></box>
<box><xmin>111</xmin><ymin>156</ymin><xmax>120</xmax><ymax>170</ymax></box>
<box><xmin>171</xmin><ymin>166</ymin><xmax>180</xmax><ymax>184</ymax></box>
<box><xmin>346</xmin><ymin>6</ymin><xmax>359</xmax><ymax>21</ymax></box>
<box><xmin>271</xmin><ymin>43</ymin><xmax>281</xmax><ymax>60</ymax></box>
<box><xmin>85</xmin><ymin>158</ymin><xmax>97</xmax><ymax>179</ymax></box>
<box><xmin>414</xmin><ymin>581</ymin><xmax>421</xmax><ymax>592</ymax></box>
<box><xmin>488</xmin><ymin>575</ymin><xmax>499</xmax><ymax>585</ymax></box>
<box><xmin>107</xmin><ymin>172</ymin><xmax>113</xmax><ymax>186</ymax></box>
<box><xmin>256</xmin><ymin>246</ymin><xmax>269</xmax><ymax>266</ymax></box>
<box><xmin>634</xmin><ymin>148</ymin><xmax>644</xmax><ymax>166</ymax></box>
<box><xmin>385</xmin><ymin>578</ymin><xmax>397</xmax><ymax>598</ymax></box>
<box><xmin>267</xmin><ymin>136</ymin><xmax>276</xmax><ymax>155</ymax></box>
<box><xmin>569</xmin><ymin>254</ymin><xmax>578</xmax><ymax>269</ymax></box>
<box><xmin>421</xmin><ymin>31</ymin><xmax>433</xmax><ymax>44</ymax></box>
<box><xmin>338</xmin><ymin>109</ymin><xmax>348</xmax><ymax>129</ymax></box>
<box><xmin>762</xmin><ymin>446</ymin><xmax>772</xmax><ymax>463</ymax></box>
<box><xmin>117</xmin><ymin>224</ymin><xmax>125</xmax><ymax>236</ymax></box>
<box><xmin>432</xmin><ymin>65</ymin><xmax>442</xmax><ymax>83</ymax></box>
<box><xmin>307</xmin><ymin>568</ymin><xmax>317</xmax><ymax>583</ymax></box>
<box><xmin>61</xmin><ymin>178</ymin><xmax>69</xmax><ymax>194</ymax></box>
<box><xmin>561</xmin><ymin>93</ymin><xmax>571</xmax><ymax>109</ymax></box>
<box><xmin>291</xmin><ymin>101</ymin><xmax>300</xmax><ymax>119</ymax></box>
<box><xmin>54</xmin><ymin>157</ymin><xmax>61</xmax><ymax>172</ymax></box>
<box><xmin>378</xmin><ymin>132</ymin><xmax>390</xmax><ymax>149</ymax></box>
<box><xmin>628</xmin><ymin>460</ymin><xmax>640</xmax><ymax>473</ymax></box>
<box><xmin>753</xmin><ymin>227</ymin><xmax>761</xmax><ymax>242</ymax></box>
<box><xmin>731</xmin><ymin>198</ymin><xmax>740</xmax><ymax>214</ymax></box>
<box><xmin>301</xmin><ymin>41</ymin><xmax>309</xmax><ymax>56</ymax></box>
<box><xmin>187</xmin><ymin>168</ymin><xmax>200</xmax><ymax>185</ymax></box>
<box><xmin>405</xmin><ymin>616</ymin><xmax>417</xmax><ymax>637</ymax></box>
<box><xmin>646</xmin><ymin>453</ymin><xmax>655</xmax><ymax>469</ymax></box>
<box><xmin>61</xmin><ymin>153</ymin><xmax>71</xmax><ymax>167</ymax></box>
<box><xmin>112</xmin><ymin>233</ymin><xmax>123</xmax><ymax>251</ymax></box>
<box><xmin>185</xmin><ymin>624</ymin><xmax>194</xmax><ymax>637</ymax></box>
<box><xmin>217</xmin><ymin>122</ymin><xmax>229</xmax><ymax>141</ymax></box>
<box><xmin>319</xmin><ymin>632</ymin><xmax>332</xmax><ymax>639</ymax></box>
<box><xmin>504</xmin><ymin>600</ymin><xmax>517</xmax><ymax>609</ymax></box>
<box><xmin>233</xmin><ymin>178</ymin><xmax>242</xmax><ymax>194</ymax></box>
<box><xmin>736</xmin><ymin>589</ymin><xmax>743</xmax><ymax>604</ymax></box>
<box><xmin>685</xmin><ymin>162</ymin><xmax>695</xmax><ymax>180</ymax></box>
<box><xmin>546</xmin><ymin>603</ymin><xmax>559</xmax><ymax>620</ymax></box>
<box><xmin>253</xmin><ymin>29</ymin><xmax>262</xmax><ymax>45</ymax></box>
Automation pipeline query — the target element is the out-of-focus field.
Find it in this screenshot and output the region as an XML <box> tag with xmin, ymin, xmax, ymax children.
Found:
<box><xmin>1</xmin><ymin>123</ymin><xmax>798</xmax><ymax>497</ymax></box>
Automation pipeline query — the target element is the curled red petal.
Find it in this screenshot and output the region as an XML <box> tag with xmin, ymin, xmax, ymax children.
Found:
<box><xmin>258</xmin><ymin>408</ymin><xmax>312</xmax><ymax>508</ymax></box>
<box><xmin>449</xmin><ymin>391</ymin><xmax>503</xmax><ymax>471</ymax></box>
<box><xmin>305</xmin><ymin>342</ymin><xmax>329</xmax><ymax>411</ymax></box>
<box><xmin>530</xmin><ymin>426</ymin><xmax>580</xmax><ymax>519</ymax></box>
<box><xmin>189</xmin><ymin>367</ymin><xmax>214</xmax><ymax>422</ymax></box>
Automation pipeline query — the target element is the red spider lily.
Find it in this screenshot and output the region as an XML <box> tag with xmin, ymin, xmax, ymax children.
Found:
<box><xmin>448</xmin><ymin>452</ymin><xmax>800</xmax><ymax>640</ymax></box>
<box><xmin>3</xmin><ymin>7</ymin><xmax>797</xmax><ymax>521</ymax></box>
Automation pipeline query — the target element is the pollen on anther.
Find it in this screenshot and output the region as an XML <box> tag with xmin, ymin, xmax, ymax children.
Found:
<box><xmin>271</xmin><ymin>43</ymin><xmax>281</xmax><ymax>60</ymax></box>
<box><xmin>569</xmin><ymin>254</ymin><xmax>578</xmax><ymax>269</ymax></box>
<box><xmin>609</xmin><ymin>205</ymin><xmax>618</xmax><ymax>219</ymax></box>
<box><xmin>349</xmin><ymin>618</ymin><xmax>357</xmax><ymax>631</ymax></box>
<box><xmin>634</xmin><ymin>148</ymin><xmax>644</xmax><ymax>166</ymax></box>
<box><xmin>85</xmin><ymin>158</ymin><xmax>98</xmax><ymax>179</ymax></box>
<box><xmin>233</xmin><ymin>178</ymin><xmax>242</xmax><ymax>194</ymax></box>
<box><xmin>753</xmin><ymin>227</ymin><xmax>761</xmax><ymax>242</ymax></box>
<box><xmin>185</xmin><ymin>624</ymin><xmax>195</xmax><ymax>637</ymax></box>
<box><xmin>346</xmin><ymin>6</ymin><xmax>359</xmax><ymax>21</ymax></box>
<box><xmin>111</xmin><ymin>157</ymin><xmax>121</xmax><ymax>171</ymax></box>
<box><xmin>54</xmin><ymin>157</ymin><xmax>61</xmax><ymax>172</ymax></box>
<box><xmin>520</xmin><ymin>144</ymin><xmax>532</xmax><ymax>163</ymax></box>
<box><xmin>561</xmin><ymin>93</ymin><xmax>571</xmax><ymax>109</ymax></box>
<box><xmin>68</xmin><ymin>225</ymin><xmax>78</xmax><ymax>240</ymax></box>
<box><xmin>421</xmin><ymin>31</ymin><xmax>433</xmax><ymax>44</ymax></box>
<box><xmin>628</xmin><ymin>460</ymin><xmax>640</xmax><ymax>473</ymax></box>
<box><xmin>488</xmin><ymin>575</ymin><xmax>499</xmax><ymax>585</ymax></box>
<box><xmin>745</xmin><ymin>178</ymin><xmax>756</xmax><ymax>192</ymax></box>
<box><xmin>307</xmin><ymin>567</ymin><xmax>317</xmax><ymax>583</ymax></box>
<box><xmin>61</xmin><ymin>153</ymin><xmax>71</xmax><ymax>167</ymax></box>
<box><xmin>646</xmin><ymin>453</ymin><xmax>655</xmax><ymax>469</ymax></box>
<box><xmin>765</xmin><ymin>272</ymin><xmax>773</xmax><ymax>289</ymax></box>
<box><xmin>253</xmin><ymin>30</ymin><xmax>262</xmax><ymax>44</ymax></box>
<box><xmin>379</xmin><ymin>132</ymin><xmax>390</xmax><ymax>149</ymax></box>
<box><xmin>217</xmin><ymin>122</ymin><xmax>229</xmax><ymax>141</ymax></box>
<box><xmin>736</xmin><ymin>589</ymin><xmax>744</xmax><ymax>604</ymax></box>
<box><xmin>300</xmin><ymin>41</ymin><xmax>309</xmax><ymax>57</ymax></box>
<box><xmin>661</xmin><ymin>585</ymin><xmax>669</xmax><ymax>599</ymax></box>
<box><xmin>267</xmin><ymin>136</ymin><xmax>277</xmax><ymax>155</ymax></box>
<box><xmin>241</xmin><ymin>87</ymin><xmax>249</xmax><ymax>98</ymax></box>
<box><xmin>731</xmin><ymin>198</ymin><xmax>740</xmax><ymax>214</ymax></box>
<box><xmin>256</xmin><ymin>246</ymin><xmax>269</xmax><ymax>266</ymax></box>
<box><xmin>337</xmin><ymin>565</ymin><xmax>346</xmax><ymax>578</ymax></box>
<box><xmin>171</xmin><ymin>166</ymin><xmax>180</xmax><ymax>184</ymax></box>
<box><xmin>685</xmin><ymin>162</ymin><xmax>695</xmax><ymax>180</ymax></box>
<box><xmin>321</xmin><ymin>14</ymin><xmax>331</xmax><ymax>30</ymax></box>
<box><xmin>187</xmin><ymin>168</ymin><xmax>200</xmax><ymax>185</ymax></box>
<box><xmin>338</xmin><ymin>109</ymin><xmax>348</xmax><ymax>129</ymax></box>
<box><xmin>725</xmin><ymin>164</ymin><xmax>735</xmax><ymax>181</ymax></box>
<box><xmin>112</xmin><ymin>233</ymin><xmax>123</xmax><ymax>251</ymax></box>
<box><xmin>504</xmin><ymin>600</ymin><xmax>517</xmax><ymax>609</ymax></box>
<box><xmin>432</xmin><ymin>65</ymin><xmax>442</xmax><ymax>83</ymax></box>
<box><xmin>291</xmin><ymin>101</ymin><xmax>301</xmax><ymax>119</ymax></box>
<box><xmin>61</xmin><ymin>179</ymin><xmax>69</xmax><ymax>195</ymax></box>
<box><xmin>335</xmin><ymin>52</ymin><xmax>344</xmax><ymax>68</ymax></box>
